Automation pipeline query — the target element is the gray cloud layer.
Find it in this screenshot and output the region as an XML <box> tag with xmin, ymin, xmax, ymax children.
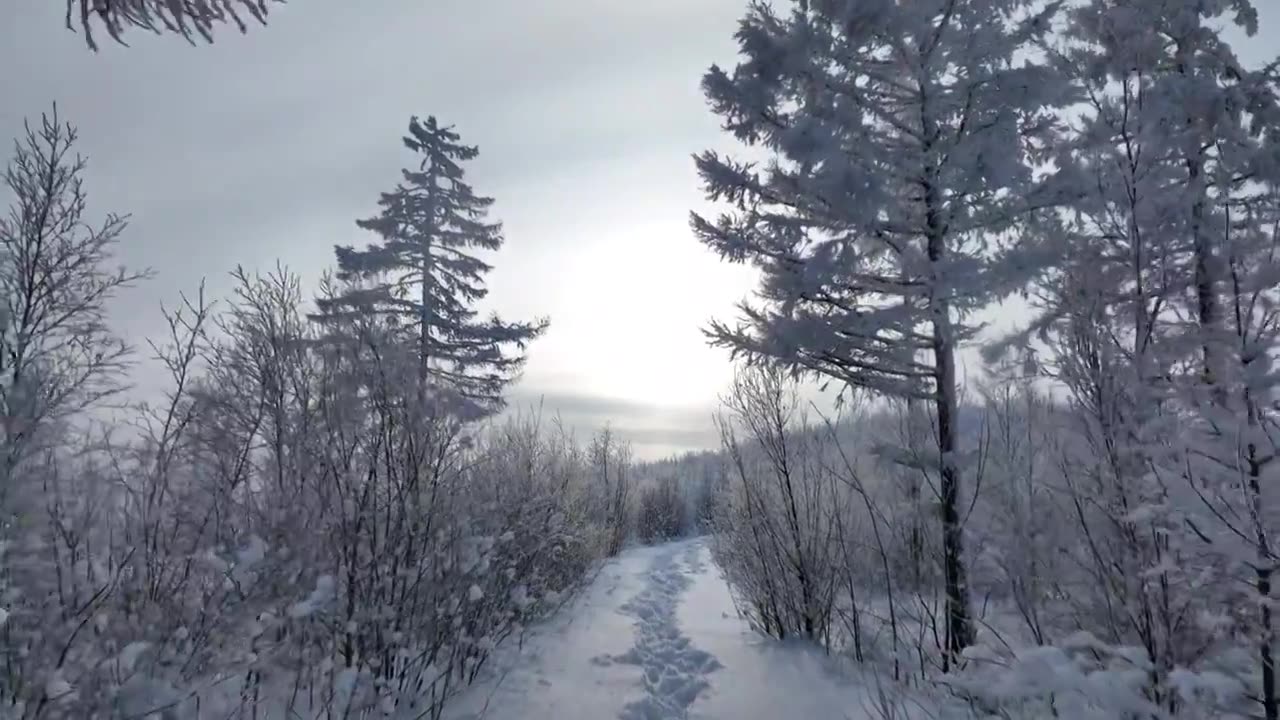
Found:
<box><xmin>3</xmin><ymin>1</ymin><xmax>1278</xmax><ymax>458</ymax></box>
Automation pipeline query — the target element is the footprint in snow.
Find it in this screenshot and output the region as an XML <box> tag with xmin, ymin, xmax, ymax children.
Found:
<box><xmin>611</xmin><ymin>545</ymin><xmax>721</xmax><ymax>720</ymax></box>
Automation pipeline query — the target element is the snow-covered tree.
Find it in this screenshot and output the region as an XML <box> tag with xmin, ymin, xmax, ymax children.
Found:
<box><xmin>1145</xmin><ymin>0</ymin><xmax>1277</xmax><ymax>393</ymax></box>
<box><xmin>1176</xmin><ymin>127</ymin><xmax>1280</xmax><ymax>720</ymax></box>
<box><xmin>691</xmin><ymin>0</ymin><xmax>1069</xmax><ymax>667</ymax></box>
<box><xmin>0</xmin><ymin>108</ymin><xmax>147</xmax><ymax>481</ymax></box>
<box><xmin>0</xmin><ymin>107</ymin><xmax>148</xmax><ymax>719</ymax></box>
<box><xmin>63</xmin><ymin>0</ymin><xmax>278</xmax><ymax>50</ymax></box>
<box><xmin>1211</xmin><ymin>184</ymin><xmax>1280</xmax><ymax>720</ymax></box>
<box><xmin>975</xmin><ymin>2</ymin><xmax>1280</xmax><ymax>715</ymax></box>
<box><xmin>588</xmin><ymin>425</ymin><xmax>632</xmax><ymax>556</ymax></box>
<box><xmin>984</xmin><ymin>7</ymin><xmax>1195</xmax><ymax>704</ymax></box>
<box><xmin>319</xmin><ymin>116</ymin><xmax>547</xmax><ymax>416</ymax></box>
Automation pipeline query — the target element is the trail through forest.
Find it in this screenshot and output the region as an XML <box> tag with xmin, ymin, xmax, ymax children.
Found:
<box><xmin>445</xmin><ymin>538</ymin><xmax>868</xmax><ymax>720</ymax></box>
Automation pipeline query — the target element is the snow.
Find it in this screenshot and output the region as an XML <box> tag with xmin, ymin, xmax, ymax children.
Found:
<box><xmin>678</xmin><ymin>542</ymin><xmax>868</xmax><ymax>720</ymax></box>
<box><xmin>234</xmin><ymin>534</ymin><xmax>267</xmax><ymax>567</ymax></box>
<box><xmin>117</xmin><ymin>642</ymin><xmax>150</xmax><ymax>674</ymax></box>
<box><xmin>44</xmin><ymin>672</ymin><xmax>72</xmax><ymax>701</ymax></box>
<box><xmin>445</xmin><ymin>538</ymin><xmax>870</xmax><ymax>720</ymax></box>
<box><xmin>287</xmin><ymin>574</ymin><xmax>335</xmax><ymax>619</ymax></box>
<box><xmin>609</xmin><ymin>543</ymin><xmax>722</xmax><ymax>720</ymax></box>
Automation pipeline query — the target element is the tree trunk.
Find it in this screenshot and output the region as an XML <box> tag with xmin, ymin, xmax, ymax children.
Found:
<box><xmin>1175</xmin><ymin>29</ymin><xmax>1223</xmax><ymax>394</ymax></box>
<box><xmin>925</xmin><ymin>182</ymin><xmax>974</xmax><ymax>671</ymax></box>
<box><xmin>420</xmin><ymin>233</ymin><xmax>433</xmax><ymax>391</ymax></box>
<box><xmin>1187</xmin><ymin>153</ymin><xmax>1223</xmax><ymax>390</ymax></box>
<box><xmin>933</xmin><ymin>311</ymin><xmax>973</xmax><ymax>669</ymax></box>
<box><xmin>905</xmin><ymin>398</ymin><xmax>924</xmax><ymax>587</ymax></box>
<box><xmin>1260</xmin><ymin>564</ymin><xmax>1276</xmax><ymax>720</ymax></box>
<box><xmin>918</xmin><ymin>64</ymin><xmax>974</xmax><ymax>669</ymax></box>
<box><xmin>1248</xmin><ymin>396</ymin><xmax>1276</xmax><ymax>720</ymax></box>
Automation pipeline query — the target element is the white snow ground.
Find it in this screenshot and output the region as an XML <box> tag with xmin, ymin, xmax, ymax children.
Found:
<box><xmin>445</xmin><ymin>537</ymin><xmax>870</xmax><ymax>720</ymax></box>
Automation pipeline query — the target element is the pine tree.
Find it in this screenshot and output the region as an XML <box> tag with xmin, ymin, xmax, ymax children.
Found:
<box><xmin>319</xmin><ymin>116</ymin><xmax>547</xmax><ymax>417</ymax></box>
<box><xmin>691</xmin><ymin>0</ymin><xmax>1069</xmax><ymax>667</ymax></box>
<box><xmin>65</xmin><ymin>0</ymin><xmax>278</xmax><ymax>49</ymax></box>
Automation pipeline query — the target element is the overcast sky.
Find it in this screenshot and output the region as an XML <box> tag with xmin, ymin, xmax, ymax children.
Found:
<box><xmin>2</xmin><ymin>1</ymin><xmax>1278</xmax><ymax>459</ymax></box>
<box><xmin>1</xmin><ymin>0</ymin><xmax>764</xmax><ymax>458</ymax></box>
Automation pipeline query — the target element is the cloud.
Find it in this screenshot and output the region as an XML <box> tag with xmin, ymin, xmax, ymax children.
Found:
<box><xmin>1</xmin><ymin>0</ymin><xmax>756</xmax><ymax>413</ymax></box>
<box><xmin>9</xmin><ymin>0</ymin><xmax>1276</xmax><ymax>462</ymax></box>
<box><xmin>501</xmin><ymin>388</ymin><xmax>719</xmax><ymax>458</ymax></box>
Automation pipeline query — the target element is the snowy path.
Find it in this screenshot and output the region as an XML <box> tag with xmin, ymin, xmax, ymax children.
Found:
<box><xmin>445</xmin><ymin>538</ymin><xmax>869</xmax><ymax>720</ymax></box>
<box><xmin>603</xmin><ymin>542</ymin><xmax>723</xmax><ymax>719</ymax></box>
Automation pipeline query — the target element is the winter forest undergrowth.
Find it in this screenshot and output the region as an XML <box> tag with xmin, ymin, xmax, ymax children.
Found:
<box><xmin>5</xmin><ymin>0</ymin><xmax>1280</xmax><ymax>719</ymax></box>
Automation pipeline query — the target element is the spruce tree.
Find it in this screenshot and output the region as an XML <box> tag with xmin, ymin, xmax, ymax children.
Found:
<box><xmin>320</xmin><ymin>115</ymin><xmax>547</xmax><ymax>417</ymax></box>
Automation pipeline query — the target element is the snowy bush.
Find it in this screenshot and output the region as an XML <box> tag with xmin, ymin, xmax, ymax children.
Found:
<box><xmin>586</xmin><ymin>426</ymin><xmax>633</xmax><ymax>556</ymax></box>
<box><xmin>636</xmin><ymin>476</ymin><xmax>683</xmax><ymax>544</ymax></box>
<box><xmin>708</xmin><ymin>368</ymin><xmax>848</xmax><ymax>644</ymax></box>
<box><xmin>0</xmin><ymin>110</ymin><xmax>606</xmax><ymax>720</ymax></box>
<box><xmin>631</xmin><ymin>451</ymin><xmax>725</xmax><ymax>538</ymax></box>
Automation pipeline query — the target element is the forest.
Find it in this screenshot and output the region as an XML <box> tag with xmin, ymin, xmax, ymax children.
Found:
<box><xmin>2</xmin><ymin>1</ymin><xmax>1280</xmax><ymax>719</ymax></box>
